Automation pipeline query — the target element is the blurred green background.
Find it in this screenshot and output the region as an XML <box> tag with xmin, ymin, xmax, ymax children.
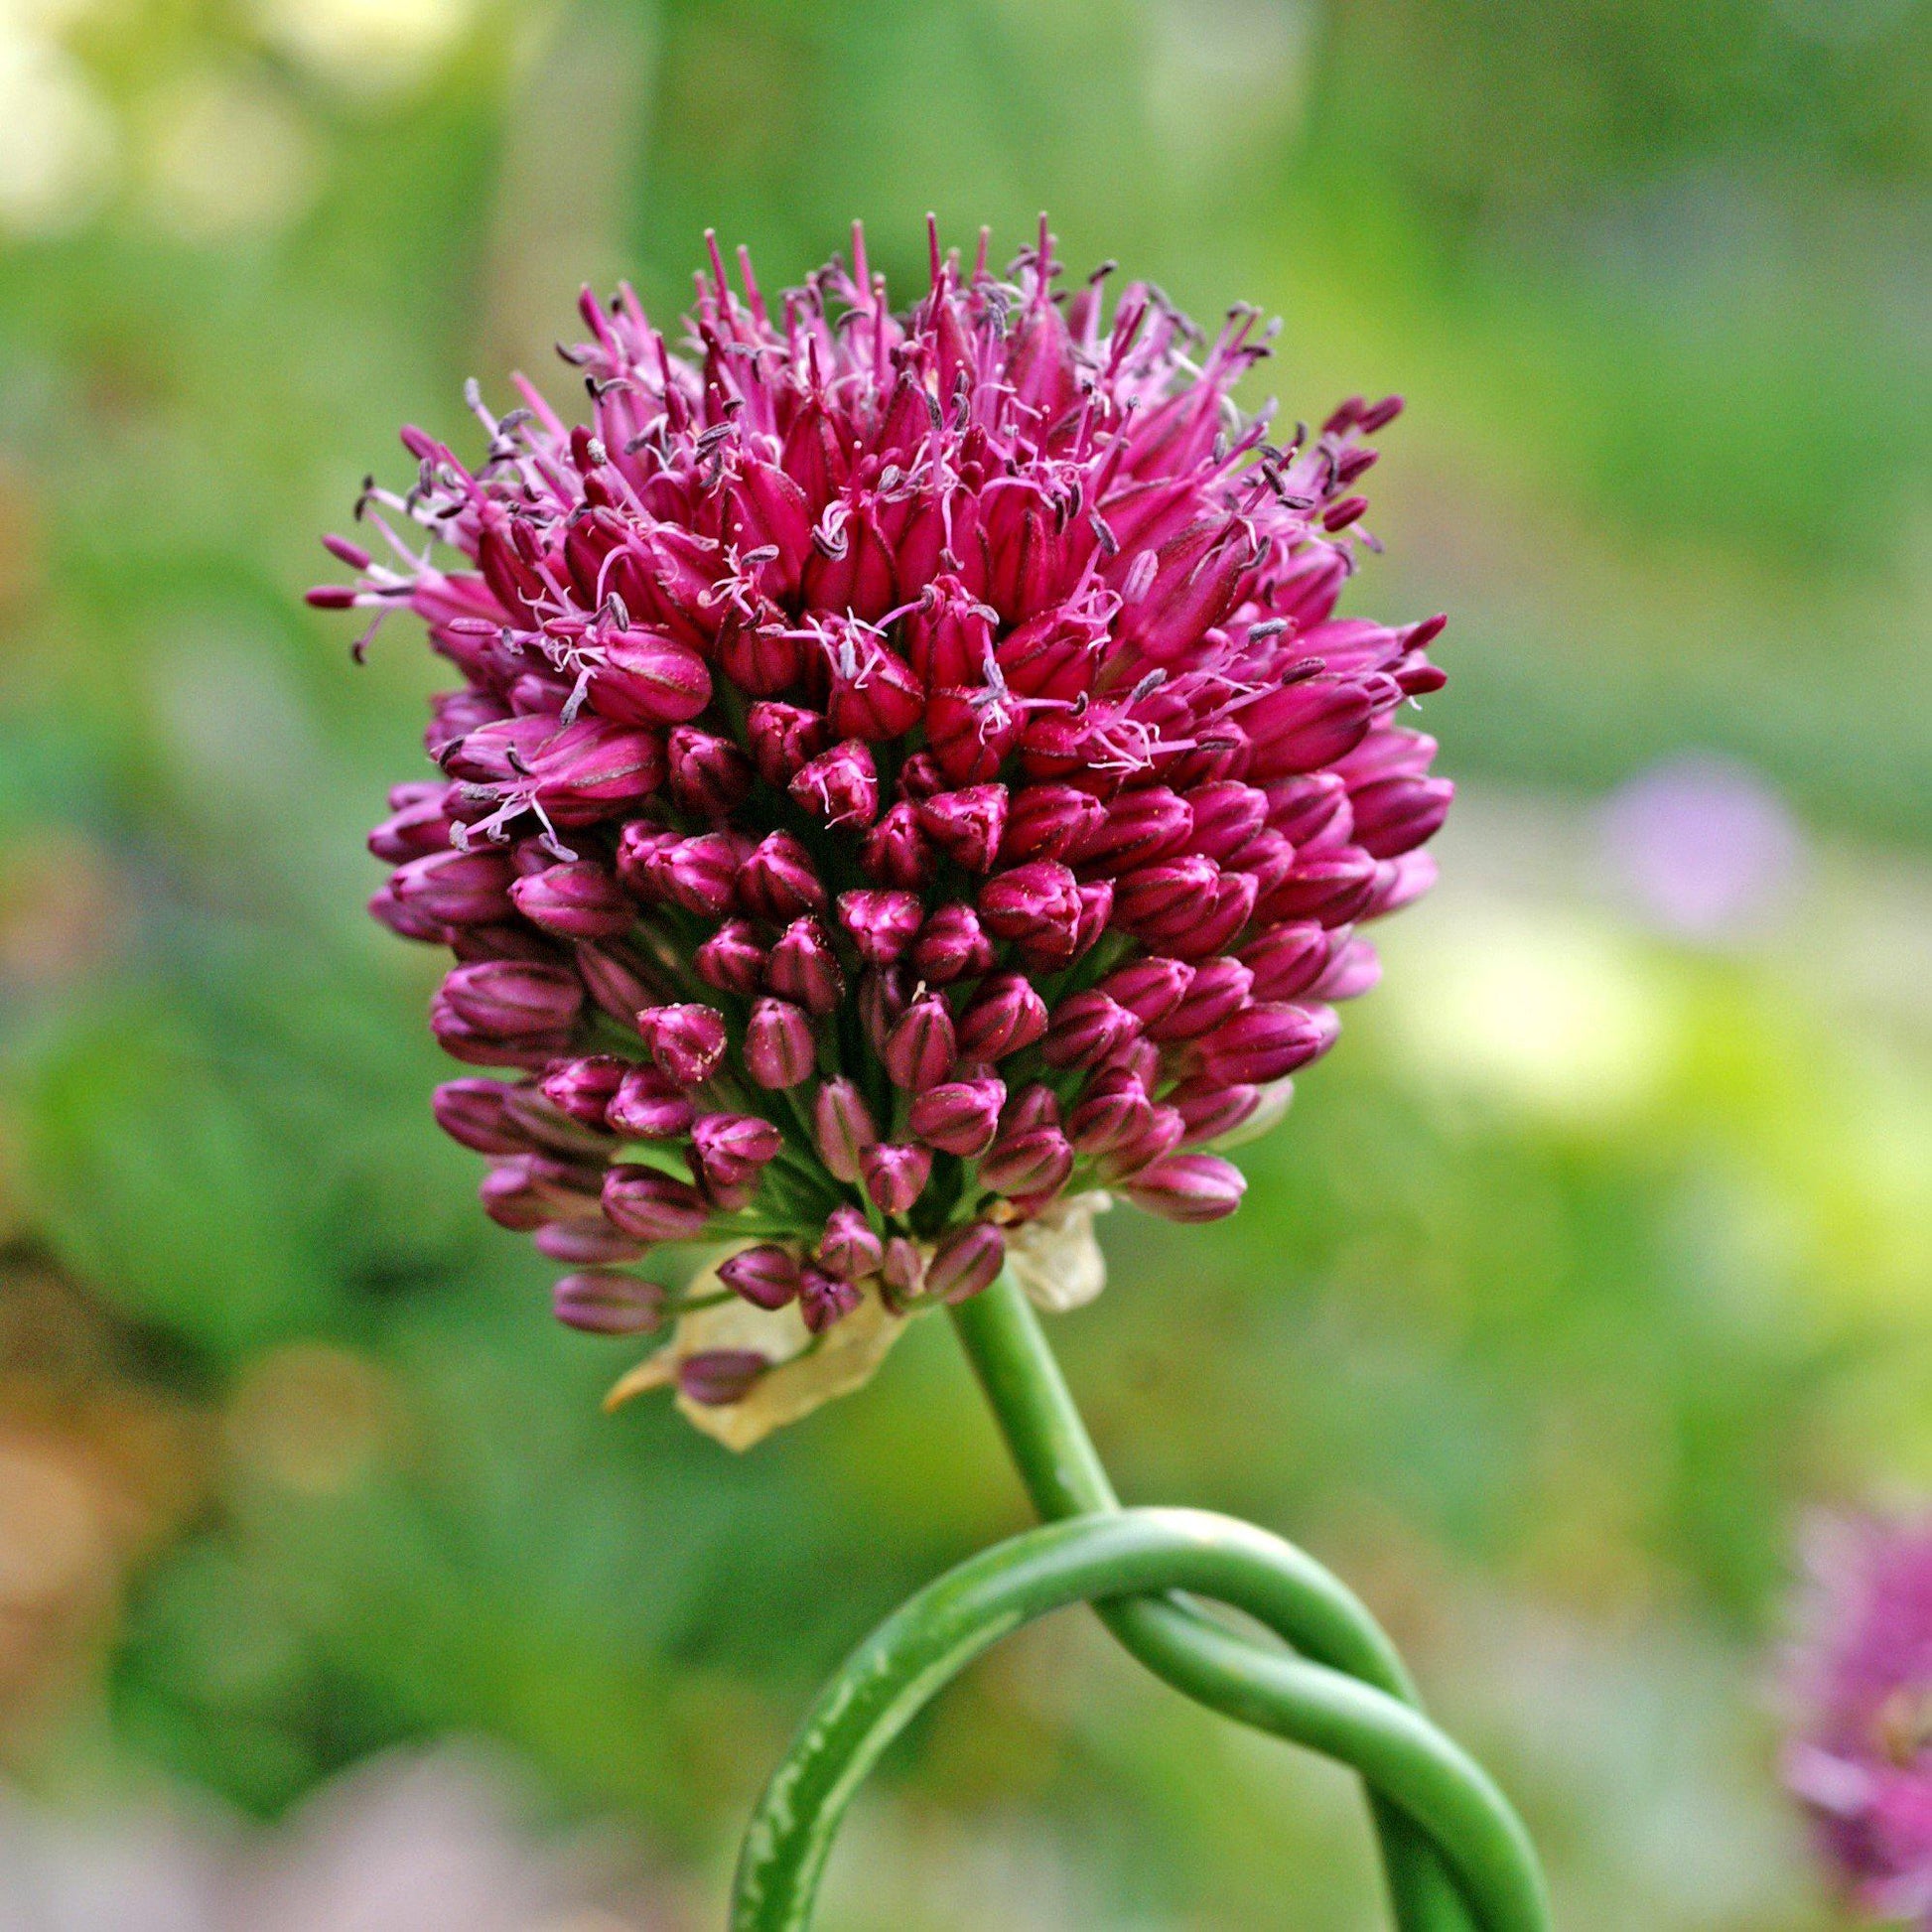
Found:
<box><xmin>0</xmin><ymin>0</ymin><xmax>1927</xmax><ymax>1926</ymax></box>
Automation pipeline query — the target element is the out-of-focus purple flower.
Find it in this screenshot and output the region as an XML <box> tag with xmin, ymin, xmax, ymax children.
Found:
<box><xmin>1784</xmin><ymin>1513</ymin><xmax>1932</xmax><ymax>1925</ymax></box>
<box><xmin>1600</xmin><ymin>752</ymin><xmax>1802</xmax><ymax>940</ymax></box>
<box><xmin>322</xmin><ymin>222</ymin><xmax>1451</xmax><ymax>1411</ymax></box>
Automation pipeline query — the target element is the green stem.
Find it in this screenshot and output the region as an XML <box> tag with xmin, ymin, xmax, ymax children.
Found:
<box><xmin>947</xmin><ymin>1275</ymin><xmax>1523</xmax><ymax>1932</ymax></box>
<box><xmin>728</xmin><ymin>1273</ymin><xmax>1549</xmax><ymax>1932</ymax></box>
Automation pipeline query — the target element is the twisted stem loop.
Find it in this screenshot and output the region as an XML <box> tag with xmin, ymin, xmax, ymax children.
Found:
<box><xmin>731</xmin><ymin>1276</ymin><xmax>1549</xmax><ymax>1932</ymax></box>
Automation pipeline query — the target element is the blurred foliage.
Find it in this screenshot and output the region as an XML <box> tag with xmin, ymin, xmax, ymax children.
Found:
<box><xmin>0</xmin><ymin>1</ymin><xmax>1927</xmax><ymax>1927</ymax></box>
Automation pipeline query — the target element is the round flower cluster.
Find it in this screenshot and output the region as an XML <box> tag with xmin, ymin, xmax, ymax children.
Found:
<box><xmin>313</xmin><ymin>221</ymin><xmax>1451</xmax><ymax>1422</ymax></box>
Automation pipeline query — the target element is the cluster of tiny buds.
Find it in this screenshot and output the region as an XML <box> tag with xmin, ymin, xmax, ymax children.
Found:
<box><xmin>318</xmin><ymin>219</ymin><xmax>1452</xmax><ymax>1410</ymax></box>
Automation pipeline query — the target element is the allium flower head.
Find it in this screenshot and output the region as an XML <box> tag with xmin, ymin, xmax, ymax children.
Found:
<box><xmin>315</xmin><ymin>219</ymin><xmax>1451</xmax><ymax>1439</ymax></box>
<box><xmin>1785</xmin><ymin>1513</ymin><xmax>1932</xmax><ymax>1924</ymax></box>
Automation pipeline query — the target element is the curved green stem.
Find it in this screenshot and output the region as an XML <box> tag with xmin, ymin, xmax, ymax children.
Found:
<box><xmin>730</xmin><ymin>1273</ymin><xmax>1550</xmax><ymax>1932</ymax></box>
<box><xmin>950</xmin><ymin>1272</ymin><xmax>1483</xmax><ymax>1931</ymax></box>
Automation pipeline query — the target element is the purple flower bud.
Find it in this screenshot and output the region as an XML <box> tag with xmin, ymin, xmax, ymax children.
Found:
<box><xmin>746</xmin><ymin>701</ymin><xmax>829</xmax><ymax>786</ymax></box>
<box><xmin>790</xmin><ymin>739</ymin><xmax>880</xmax><ymax>827</ymax></box>
<box><xmin>1041</xmin><ymin>990</ymin><xmax>1142</xmax><ymax>1070</ymax></box>
<box><xmin>553</xmin><ymin>1269</ymin><xmax>667</xmax><ymax>1335</ymax></box>
<box><xmin>652</xmin><ymin>832</ymin><xmax>745</xmax><ymax>917</ymax></box>
<box><xmin>679</xmin><ymin>1349</ymin><xmax>768</xmax><ymax>1405</ymax></box>
<box><xmin>1196</xmin><ymin>1001</ymin><xmax>1339</xmax><ymax>1086</ymax></box>
<box><xmin>614</xmin><ymin>823</ymin><xmax>684</xmax><ymax>898</ymax></box>
<box><xmin>718</xmin><ymin>1243</ymin><xmax>801</xmax><ymax>1310</ymax></box>
<box><xmin>481</xmin><ymin>1153</ymin><xmax>607</xmax><ymax>1230</ymax></box>
<box><xmin>1066</xmin><ymin>1066</ymin><xmax>1155</xmax><ymax>1155</ymax></box>
<box><xmin>1167</xmin><ymin>1075</ymin><xmax>1263</xmax><ymax>1145</ymax></box>
<box><xmin>1147</xmin><ymin>956</ymin><xmax>1255</xmax><ymax>1042</ymax></box>
<box><xmin>510</xmin><ymin>861</ymin><xmax>634</xmax><ymax>939</ymax></box>
<box><xmin>956</xmin><ymin>973</ymin><xmax>1049</xmax><ymax>1061</ymax></box>
<box><xmin>1071</xmin><ymin>784</ymin><xmax>1193</xmax><ymax>872</ymax></box>
<box><xmin>1310</xmin><ymin>935</ymin><xmax>1381</xmax><ymax>1003</ymax></box>
<box><xmin>605</xmin><ymin>1062</ymin><xmax>695</xmax><ymax>1139</ymax></box>
<box><xmin>1159</xmin><ymin>870</ymin><xmax>1259</xmax><ymax>960</ymax></box>
<box><xmin>574</xmin><ymin>938</ymin><xmax>663</xmax><ymax>1027</ymax></box>
<box><xmin>979</xmin><ymin>1125</ymin><xmax>1073</xmax><ymax>1199</ymax></box>
<box><xmin>1225</xmin><ymin>827</ymin><xmax>1296</xmax><ymax>899</ymax></box>
<box><xmin>925</xmin><ymin>685</ymin><xmax>1020</xmax><ymax>785</ymax></box>
<box><xmin>1003</xmin><ymin>1083</ymin><xmax>1061</xmax><ymax>1136</ymax></box>
<box><xmin>837</xmin><ymin>889</ymin><xmax>923</xmax><ymax>966</ymax></box>
<box><xmin>861</xmin><ymin>1142</ymin><xmax>932</xmax><ymax>1215</ymax></box>
<box><xmin>738</xmin><ymin>831</ymin><xmax>827</xmax><ymax>921</ymax></box>
<box><xmin>812</xmin><ymin>1077</ymin><xmax>878</xmax><ymax>1182</ymax></box>
<box><xmin>500</xmin><ymin>1083</ymin><xmax>614</xmax><ymax>1156</ymax></box>
<box><xmin>799</xmin><ymin>1264</ymin><xmax>863</xmax><ymax>1333</ymax></box>
<box><xmin>917</xmin><ymin>784</ymin><xmax>1009</xmax><ymax>874</ymax></box>
<box><xmin>666</xmin><ymin>726</ymin><xmax>755</xmax><ymax>820</ymax></box>
<box><xmin>1098</xmin><ymin>956</ymin><xmax>1194</xmax><ymax>1028</ymax></box>
<box><xmin>635</xmin><ymin>1003</ymin><xmax>728</xmax><ymax>1088</ymax></box>
<box><xmin>441</xmin><ymin>961</ymin><xmax>585</xmax><ymax>1039</ymax></box>
<box><xmin>1258</xmin><ymin>849</ymin><xmax>1380</xmax><ymax>927</ymax></box>
<box><xmin>526</xmin><ymin>719</ymin><xmax>667</xmax><ymax>824</ymax></box>
<box><xmin>743</xmin><ymin>996</ymin><xmax>816</xmax><ymax>1090</ymax></box>
<box><xmin>368</xmin><ymin>787</ymin><xmax>457</xmax><ymax>863</ymax></box>
<box><xmin>1066</xmin><ymin>880</ymin><xmax>1115</xmax><ymax>965</ymax></box>
<box><xmin>884</xmin><ymin>991</ymin><xmax>957</xmax><ymax>1091</ymax></box>
<box><xmin>691</xmin><ymin>1112</ymin><xmax>784</xmax><ymax>1194</ymax></box>
<box><xmin>1238</xmin><ymin>922</ymin><xmax>1333</xmax><ymax>1000</ymax></box>
<box><xmin>1240</xmin><ymin>674</ymin><xmax>1374</xmax><ymax>778</ymax></box>
<box><xmin>533</xmin><ymin>1218</ymin><xmax>647</xmax><ymax>1264</ymax></box>
<box><xmin>911</xmin><ymin>903</ymin><xmax>996</xmax><ymax>985</ymax></box>
<box><xmin>369</xmin><ymin>884</ymin><xmax>451</xmax><ymax>946</ymax></box>
<box><xmin>908</xmin><ymin>1075</ymin><xmax>1006</xmax><ymax>1157</ymax></box>
<box><xmin>895</xmin><ymin>752</ymin><xmax>948</xmax><ymax>802</ymax></box>
<box><xmin>432</xmin><ymin>1078</ymin><xmax>529</xmax><ymax>1155</ymax></box>
<box><xmin>1002</xmin><ymin>782</ymin><xmax>1107</xmax><ymax>864</ymax></box>
<box><xmin>816</xmin><ymin>1205</ymin><xmax>884</xmax><ymax>1281</ymax></box>
<box><xmin>978</xmin><ymin>860</ymin><xmax>1080</xmax><ymax>949</ymax></box>
<box><xmin>587</xmin><ymin>629</ymin><xmax>712</xmax><ymax>725</ymax></box>
<box><xmin>1113</xmin><ymin>854</ymin><xmax>1218</xmax><ymax>938</ymax></box>
<box><xmin>827</xmin><ymin>644</ymin><xmax>924</xmax><ymax>742</ymax></box>
<box><xmin>1264</xmin><ymin>771</ymin><xmax>1354</xmax><ymax>852</ymax></box>
<box><xmin>767</xmin><ymin>916</ymin><xmax>846</xmax><ymax>1015</ymax></box>
<box><xmin>392</xmin><ymin>847</ymin><xmax>516</xmax><ymax>924</ymax></box>
<box><xmin>695</xmin><ymin>918</ymin><xmax>768</xmax><ymax>997</ymax></box>
<box><xmin>601</xmin><ymin>1164</ymin><xmax>711</xmax><ymax>1241</ymax></box>
<box><xmin>431</xmin><ymin>998</ymin><xmax>575</xmax><ymax>1069</ymax></box>
<box><xmin>1098</xmin><ymin>1104</ymin><xmax>1186</xmax><ymax>1180</ymax></box>
<box><xmin>859</xmin><ymin>801</ymin><xmax>935</xmax><ymax>888</ymax></box>
<box><xmin>539</xmin><ymin>1054</ymin><xmax>630</xmax><ymax>1125</ymax></box>
<box><xmin>1182</xmin><ymin>781</ymin><xmax>1270</xmax><ymax>863</ymax></box>
<box><xmin>927</xmin><ymin>1222</ymin><xmax>1006</xmax><ymax>1305</ymax></box>
<box><xmin>1122</xmin><ymin>1152</ymin><xmax>1247</xmax><ymax>1223</ymax></box>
